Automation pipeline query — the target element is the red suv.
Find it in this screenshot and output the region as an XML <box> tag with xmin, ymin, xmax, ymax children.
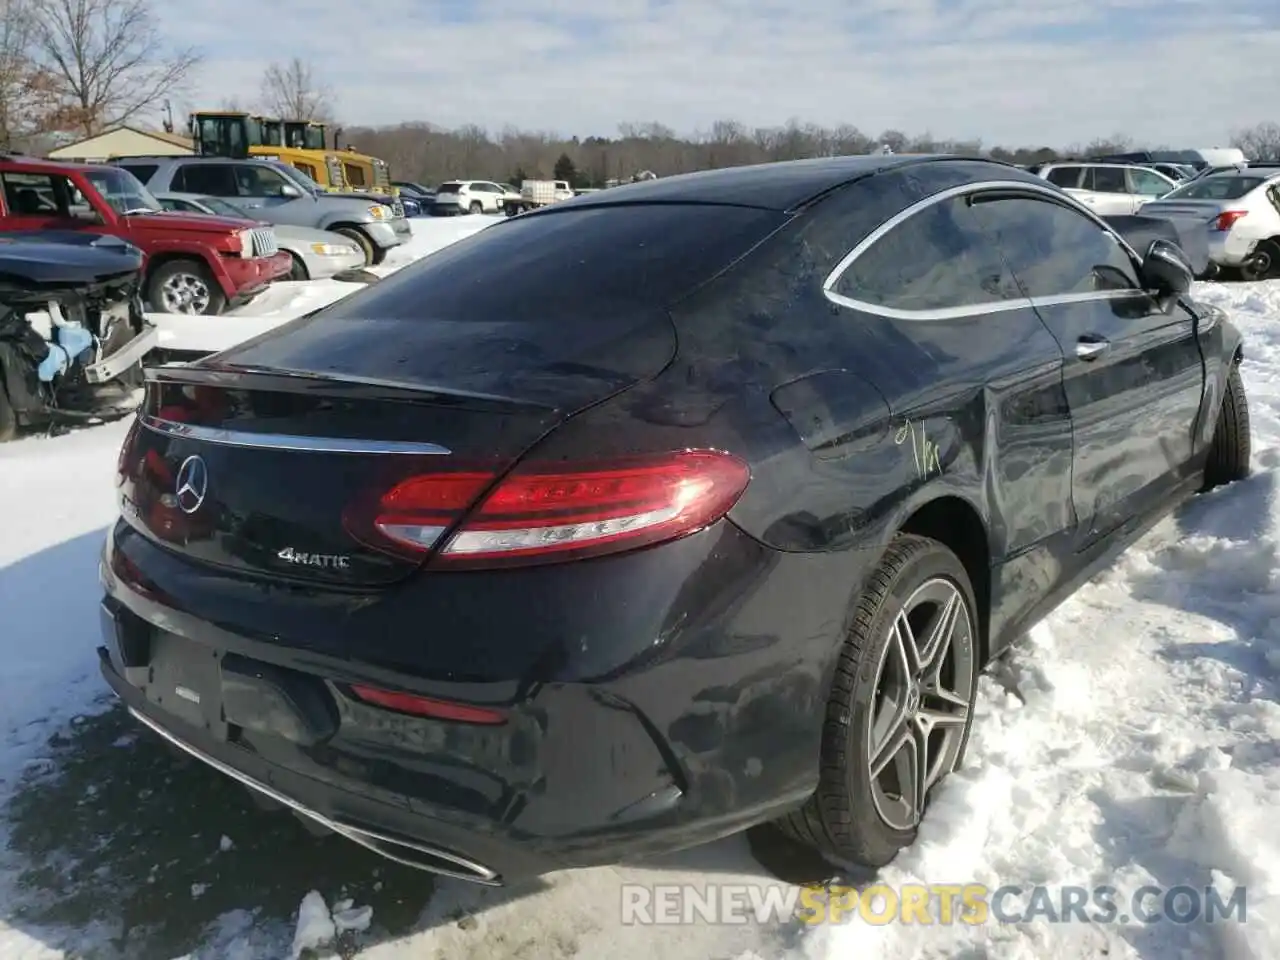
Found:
<box><xmin>0</xmin><ymin>156</ymin><xmax>291</xmax><ymax>315</ymax></box>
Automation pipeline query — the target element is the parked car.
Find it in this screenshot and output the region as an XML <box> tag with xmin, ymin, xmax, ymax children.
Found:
<box><xmin>392</xmin><ymin>181</ymin><xmax>436</xmax><ymax>209</ymax></box>
<box><xmin>1028</xmin><ymin>161</ymin><xmax>1178</xmax><ymax>214</ymax></box>
<box><xmin>0</xmin><ymin>157</ymin><xmax>291</xmax><ymax>315</ymax></box>
<box><xmin>153</xmin><ymin>192</ymin><xmax>367</xmax><ymax>281</ymax></box>
<box><xmin>431</xmin><ymin>180</ymin><xmax>507</xmax><ymax>215</ymax></box>
<box><xmin>112</xmin><ymin>157</ymin><xmax>410</xmax><ymax>266</ymax></box>
<box><xmin>0</xmin><ymin>230</ymin><xmax>157</xmax><ymax>440</ymax></box>
<box><xmin>100</xmin><ymin>155</ymin><xmax>1249</xmax><ymax>884</ymax></box>
<box><xmin>1101</xmin><ymin>212</ymin><xmax>1214</xmax><ymax>280</ymax></box>
<box><xmin>1138</xmin><ymin>168</ymin><xmax>1280</xmax><ymax>280</ymax></box>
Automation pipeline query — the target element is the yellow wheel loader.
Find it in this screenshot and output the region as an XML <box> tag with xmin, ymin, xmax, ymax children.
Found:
<box><xmin>188</xmin><ymin>111</ymin><xmax>349</xmax><ymax>190</ymax></box>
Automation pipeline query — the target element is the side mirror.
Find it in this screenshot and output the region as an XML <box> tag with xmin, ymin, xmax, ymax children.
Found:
<box><xmin>279</xmin><ymin>183</ymin><xmax>303</xmax><ymax>199</ymax></box>
<box><xmin>1140</xmin><ymin>238</ymin><xmax>1193</xmax><ymax>299</ymax></box>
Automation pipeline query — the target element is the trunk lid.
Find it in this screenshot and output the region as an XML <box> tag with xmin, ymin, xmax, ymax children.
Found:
<box><xmin>1136</xmin><ymin>199</ymin><xmax>1229</xmax><ymax>222</ymax></box>
<box><xmin>120</xmin><ymin>305</ymin><xmax>677</xmax><ymax>588</ymax></box>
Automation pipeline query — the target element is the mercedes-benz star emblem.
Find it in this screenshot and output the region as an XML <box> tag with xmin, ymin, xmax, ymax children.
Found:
<box><xmin>174</xmin><ymin>455</ymin><xmax>208</xmax><ymax>515</ymax></box>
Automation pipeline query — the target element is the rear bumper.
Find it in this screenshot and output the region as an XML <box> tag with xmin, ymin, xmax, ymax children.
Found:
<box><xmin>215</xmin><ymin>252</ymin><xmax>293</xmax><ymax>300</ymax></box>
<box><xmin>1208</xmin><ymin>230</ymin><xmax>1258</xmax><ymax>268</ymax></box>
<box><xmin>101</xmin><ymin>654</ymin><xmax>519</xmax><ymax>883</ymax></box>
<box><xmin>99</xmin><ymin>517</ymin><xmax>859</xmax><ymax>882</ymax></box>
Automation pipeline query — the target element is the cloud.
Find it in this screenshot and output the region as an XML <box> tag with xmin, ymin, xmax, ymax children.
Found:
<box><xmin>164</xmin><ymin>0</ymin><xmax>1280</xmax><ymax>145</ymax></box>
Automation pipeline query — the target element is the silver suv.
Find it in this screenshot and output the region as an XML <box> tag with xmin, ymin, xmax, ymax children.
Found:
<box><xmin>1029</xmin><ymin>162</ymin><xmax>1178</xmax><ymax>216</ymax></box>
<box><xmin>112</xmin><ymin>157</ymin><xmax>410</xmax><ymax>265</ymax></box>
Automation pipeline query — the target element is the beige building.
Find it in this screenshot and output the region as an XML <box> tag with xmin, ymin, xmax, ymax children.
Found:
<box><xmin>46</xmin><ymin>126</ymin><xmax>193</xmax><ymax>163</ymax></box>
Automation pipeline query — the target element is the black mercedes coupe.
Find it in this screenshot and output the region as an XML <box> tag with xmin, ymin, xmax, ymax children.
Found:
<box><xmin>99</xmin><ymin>154</ymin><xmax>1250</xmax><ymax>884</ymax></box>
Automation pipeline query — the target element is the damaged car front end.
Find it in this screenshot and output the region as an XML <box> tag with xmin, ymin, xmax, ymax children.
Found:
<box><xmin>0</xmin><ymin>231</ymin><xmax>158</xmax><ymax>441</ymax></box>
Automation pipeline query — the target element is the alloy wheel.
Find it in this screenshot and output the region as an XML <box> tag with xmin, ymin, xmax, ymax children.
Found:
<box><xmin>161</xmin><ymin>273</ymin><xmax>211</xmax><ymax>314</ymax></box>
<box><xmin>866</xmin><ymin>577</ymin><xmax>976</xmax><ymax>831</ymax></box>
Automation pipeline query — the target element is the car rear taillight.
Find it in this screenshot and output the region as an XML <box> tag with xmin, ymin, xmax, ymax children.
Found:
<box><xmin>351</xmin><ymin>450</ymin><xmax>750</xmax><ymax>569</ymax></box>
<box><xmin>347</xmin><ymin>684</ymin><xmax>507</xmax><ymax>724</ymax></box>
<box><xmin>1214</xmin><ymin>210</ymin><xmax>1248</xmax><ymax>231</ymax></box>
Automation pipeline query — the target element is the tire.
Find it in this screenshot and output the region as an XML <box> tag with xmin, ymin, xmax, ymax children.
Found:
<box><xmin>1240</xmin><ymin>239</ymin><xmax>1280</xmax><ymax>282</ymax></box>
<box><xmin>1202</xmin><ymin>361</ymin><xmax>1251</xmax><ymax>490</ymax></box>
<box><xmin>287</xmin><ymin>253</ymin><xmax>309</xmax><ymax>281</ymax></box>
<box><xmin>776</xmin><ymin>534</ymin><xmax>981</xmax><ymax>868</ymax></box>
<box><xmin>147</xmin><ymin>260</ymin><xmax>226</xmax><ymax>315</ymax></box>
<box><xmin>334</xmin><ymin>227</ymin><xmax>375</xmax><ymax>266</ymax></box>
<box><xmin>469</xmin><ymin>201</ymin><xmax>483</xmax><ymax>215</ymax></box>
<box><xmin>0</xmin><ymin>382</ymin><xmax>16</xmax><ymax>443</ymax></box>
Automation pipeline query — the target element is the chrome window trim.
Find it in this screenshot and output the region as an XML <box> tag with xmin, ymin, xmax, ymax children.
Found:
<box><xmin>139</xmin><ymin>413</ymin><xmax>452</xmax><ymax>455</ymax></box>
<box><xmin>822</xmin><ymin>178</ymin><xmax>1152</xmax><ymax>321</ymax></box>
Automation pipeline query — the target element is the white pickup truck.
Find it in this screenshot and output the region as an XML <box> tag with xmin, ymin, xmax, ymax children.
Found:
<box><xmin>502</xmin><ymin>180</ymin><xmax>575</xmax><ymax>216</ymax></box>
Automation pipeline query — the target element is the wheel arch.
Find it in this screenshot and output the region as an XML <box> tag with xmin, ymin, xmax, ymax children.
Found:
<box><xmin>145</xmin><ymin>250</ymin><xmax>214</xmax><ymax>279</ymax></box>
<box><xmin>895</xmin><ymin>494</ymin><xmax>992</xmax><ymax>664</ymax></box>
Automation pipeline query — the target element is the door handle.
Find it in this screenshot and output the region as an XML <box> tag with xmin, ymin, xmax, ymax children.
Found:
<box><xmin>1075</xmin><ymin>338</ymin><xmax>1110</xmax><ymax>360</ymax></box>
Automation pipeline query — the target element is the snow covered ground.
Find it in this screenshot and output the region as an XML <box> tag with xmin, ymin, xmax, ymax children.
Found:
<box><xmin>1</xmin><ymin>239</ymin><xmax>1278</xmax><ymax>959</ymax></box>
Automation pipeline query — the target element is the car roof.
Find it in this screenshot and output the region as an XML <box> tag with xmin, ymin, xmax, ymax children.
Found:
<box><xmin>529</xmin><ymin>155</ymin><xmax>1025</xmax><ymax>213</ymax></box>
<box><xmin>0</xmin><ymin>156</ymin><xmax>102</xmax><ymax>174</ymax></box>
<box><xmin>1047</xmin><ymin>161</ymin><xmax>1143</xmax><ymax>168</ymax></box>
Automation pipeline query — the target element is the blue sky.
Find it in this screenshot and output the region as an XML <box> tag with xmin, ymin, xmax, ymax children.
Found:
<box><xmin>165</xmin><ymin>0</ymin><xmax>1280</xmax><ymax>146</ymax></box>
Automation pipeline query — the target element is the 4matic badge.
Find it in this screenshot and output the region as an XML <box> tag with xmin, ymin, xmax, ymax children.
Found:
<box><xmin>276</xmin><ymin>547</ymin><xmax>352</xmax><ymax>570</ymax></box>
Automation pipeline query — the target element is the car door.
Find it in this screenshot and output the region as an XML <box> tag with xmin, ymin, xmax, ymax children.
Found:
<box><xmin>481</xmin><ymin>183</ymin><xmax>505</xmax><ymax>210</ymax></box>
<box><xmin>821</xmin><ymin>184</ymin><xmax>1076</xmax><ymax>641</ymax></box>
<box><xmin>968</xmin><ymin>188</ymin><xmax>1206</xmax><ymax>547</ymax></box>
<box><xmin>1078</xmin><ymin>166</ymin><xmax>1135</xmax><ymax>215</ymax></box>
<box><xmin>225</xmin><ymin>163</ymin><xmax>312</xmax><ymax>226</ymax></box>
<box><xmin>171</xmin><ymin>163</ymin><xmax>240</xmax><ymax>202</ymax></box>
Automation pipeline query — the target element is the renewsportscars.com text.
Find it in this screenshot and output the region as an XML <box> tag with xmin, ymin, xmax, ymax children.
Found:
<box><xmin>620</xmin><ymin>882</ymin><xmax>1248</xmax><ymax>926</ymax></box>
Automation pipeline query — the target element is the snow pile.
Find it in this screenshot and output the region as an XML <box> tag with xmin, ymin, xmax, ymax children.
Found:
<box><xmin>289</xmin><ymin>891</ymin><xmax>373</xmax><ymax>959</ymax></box>
<box><xmin>0</xmin><ymin>279</ymin><xmax>1278</xmax><ymax>958</ymax></box>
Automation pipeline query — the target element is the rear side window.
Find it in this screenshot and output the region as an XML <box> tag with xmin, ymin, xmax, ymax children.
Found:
<box><xmin>833</xmin><ymin>195</ymin><xmax>1019</xmax><ymax>312</ymax></box>
<box><xmin>1087</xmin><ymin>167</ymin><xmax>1127</xmax><ymax>193</ymax></box>
<box><xmin>173</xmin><ymin>164</ymin><xmax>237</xmax><ymax>196</ymax></box>
<box><xmin>968</xmin><ymin>194</ymin><xmax>1140</xmax><ymax>297</ymax></box>
<box><xmin>116</xmin><ymin>163</ymin><xmax>158</xmax><ymax>185</ymax></box>
<box><xmin>436</xmin><ymin>182</ymin><xmax>461</xmax><ymax>194</ymax></box>
<box><xmin>1045</xmin><ymin>167</ymin><xmax>1081</xmax><ymax>188</ymax></box>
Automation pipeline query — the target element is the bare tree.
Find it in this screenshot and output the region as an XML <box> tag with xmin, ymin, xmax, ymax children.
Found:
<box><xmin>259</xmin><ymin>57</ymin><xmax>334</xmax><ymax>121</ymax></box>
<box><xmin>1232</xmin><ymin>122</ymin><xmax>1280</xmax><ymax>161</ymax></box>
<box><xmin>0</xmin><ymin>0</ymin><xmax>37</xmax><ymax>145</ymax></box>
<box><xmin>30</xmin><ymin>0</ymin><xmax>201</xmax><ymax>136</ymax></box>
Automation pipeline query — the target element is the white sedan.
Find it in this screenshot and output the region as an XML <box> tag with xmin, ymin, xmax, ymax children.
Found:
<box><xmin>1139</xmin><ymin>169</ymin><xmax>1280</xmax><ymax>281</ymax></box>
<box><xmin>153</xmin><ymin>192</ymin><xmax>367</xmax><ymax>280</ymax></box>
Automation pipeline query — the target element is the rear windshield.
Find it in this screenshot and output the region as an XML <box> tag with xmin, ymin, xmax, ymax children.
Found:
<box><xmin>324</xmin><ymin>203</ymin><xmax>781</xmax><ymax>316</ymax></box>
<box><xmin>223</xmin><ymin>203</ymin><xmax>785</xmax><ymax>369</ymax></box>
<box><xmin>435</xmin><ymin>182</ymin><xmax>461</xmax><ymax>194</ymax></box>
<box><xmin>1165</xmin><ymin>176</ymin><xmax>1268</xmax><ymax>200</ymax></box>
